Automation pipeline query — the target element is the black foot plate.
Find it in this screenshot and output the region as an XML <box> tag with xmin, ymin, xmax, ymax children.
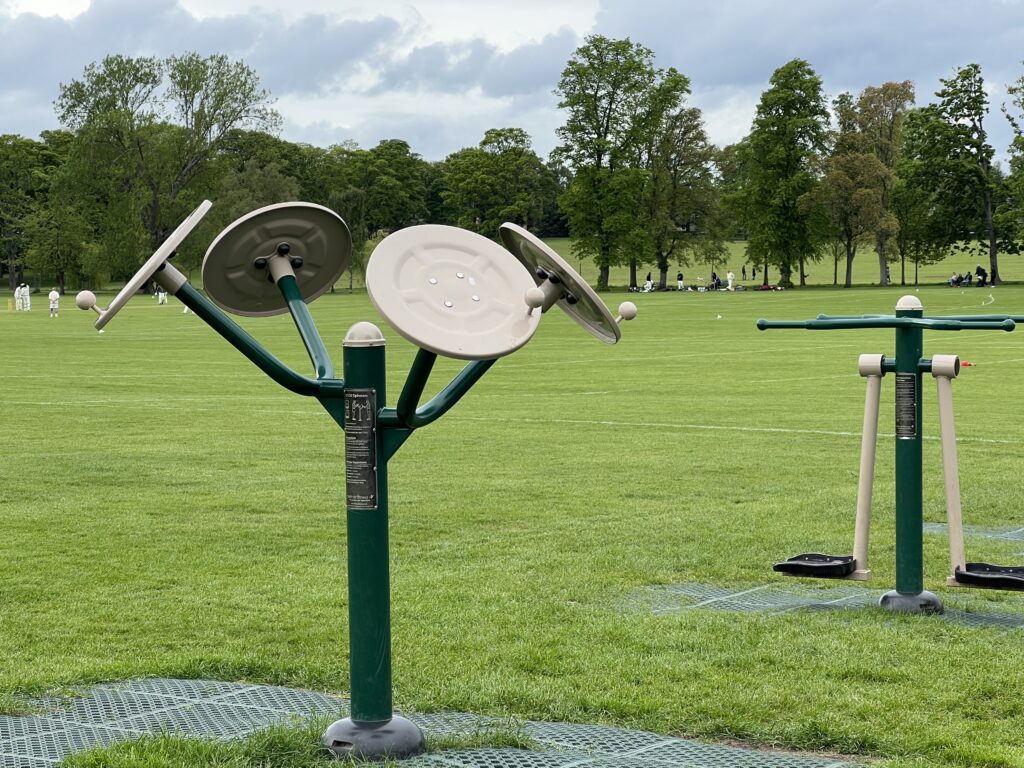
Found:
<box><xmin>955</xmin><ymin>563</ymin><xmax>1024</xmax><ymax>591</ymax></box>
<box><xmin>773</xmin><ymin>553</ymin><xmax>856</xmax><ymax>578</ymax></box>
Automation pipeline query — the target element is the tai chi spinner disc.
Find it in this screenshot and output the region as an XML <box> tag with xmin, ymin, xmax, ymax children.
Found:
<box><xmin>499</xmin><ymin>223</ymin><xmax>621</xmax><ymax>344</ymax></box>
<box><xmin>365</xmin><ymin>225</ymin><xmax>542</xmax><ymax>360</ymax></box>
<box><xmin>94</xmin><ymin>199</ymin><xmax>212</xmax><ymax>330</ymax></box>
<box><xmin>203</xmin><ymin>202</ymin><xmax>351</xmax><ymax>317</ymax></box>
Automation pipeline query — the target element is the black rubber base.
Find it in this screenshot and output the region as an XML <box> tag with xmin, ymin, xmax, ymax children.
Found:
<box><xmin>322</xmin><ymin>716</ymin><xmax>425</xmax><ymax>760</ymax></box>
<box><xmin>954</xmin><ymin>563</ymin><xmax>1024</xmax><ymax>591</ymax></box>
<box><xmin>879</xmin><ymin>589</ymin><xmax>944</xmax><ymax>614</ymax></box>
<box><xmin>772</xmin><ymin>553</ymin><xmax>856</xmax><ymax>578</ymax></box>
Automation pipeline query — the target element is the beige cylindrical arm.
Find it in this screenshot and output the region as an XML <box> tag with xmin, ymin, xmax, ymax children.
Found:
<box><xmin>932</xmin><ymin>356</ymin><xmax>965</xmax><ymax>584</ymax></box>
<box><xmin>851</xmin><ymin>365</ymin><xmax>883</xmax><ymax>581</ymax></box>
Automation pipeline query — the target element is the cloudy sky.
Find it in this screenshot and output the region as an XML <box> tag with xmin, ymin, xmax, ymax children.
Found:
<box><xmin>2</xmin><ymin>0</ymin><xmax>1023</xmax><ymax>163</ymax></box>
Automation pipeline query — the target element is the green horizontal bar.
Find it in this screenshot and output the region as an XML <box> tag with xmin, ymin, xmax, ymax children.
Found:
<box><xmin>757</xmin><ymin>317</ymin><xmax>1014</xmax><ymax>332</ymax></box>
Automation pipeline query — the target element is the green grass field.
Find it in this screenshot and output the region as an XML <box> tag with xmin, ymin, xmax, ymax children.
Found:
<box><xmin>4</xmin><ymin>280</ymin><xmax>1024</xmax><ymax>767</ymax></box>
<box><xmin>542</xmin><ymin>239</ymin><xmax>1007</xmax><ymax>289</ymax></box>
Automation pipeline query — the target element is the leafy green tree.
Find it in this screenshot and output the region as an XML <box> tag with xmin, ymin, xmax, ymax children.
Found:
<box><xmin>638</xmin><ymin>106</ymin><xmax>723</xmax><ymax>287</ymax></box>
<box><xmin>744</xmin><ymin>59</ymin><xmax>830</xmax><ymax>288</ymax></box>
<box><xmin>805</xmin><ymin>93</ymin><xmax>892</xmax><ymax>287</ymax></box>
<box><xmin>890</xmin><ymin>176</ymin><xmax>947</xmax><ymax>284</ymax></box>
<box><xmin>56</xmin><ymin>53</ymin><xmax>279</xmax><ymax>279</ymax></box>
<box><xmin>0</xmin><ymin>135</ymin><xmax>60</xmax><ymax>289</ymax></box>
<box><xmin>900</xmin><ymin>65</ymin><xmax>1011</xmax><ymax>282</ymax></box>
<box><xmin>328</xmin><ymin>184</ymin><xmax>370</xmax><ymax>292</ymax></box>
<box><xmin>855</xmin><ymin>81</ymin><xmax>915</xmax><ymax>284</ymax></box>
<box><xmin>441</xmin><ymin>127</ymin><xmax>554</xmax><ymax>237</ymax></box>
<box><xmin>21</xmin><ymin>201</ymin><xmax>94</xmax><ymax>293</ymax></box>
<box><xmin>555</xmin><ymin>35</ymin><xmax>689</xmax><ymax>289</ymax></box>
<box><xmin>1002</xmin><ymin>64</ymin><xmax>1024</xmax><ymax>247</ymax></box>
<box><xmin>344</xmin><ymin>139</ymin><xmax>430</xmax><ymax>233</ymax></box>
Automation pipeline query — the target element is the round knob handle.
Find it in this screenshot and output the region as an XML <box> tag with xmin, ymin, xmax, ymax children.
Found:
<box><xmin>75</xmin><ymin>290</ymin><xmax>96</xmax><ymax>310</ymax></box>
<box><xmin>525</xmin><ymin>286</ymin><xmax>546</xmax><ymax>313</ymax></box>
<box><xmin>616</xmin><ymin>301</ymin><xmax>638</xmax><ymax>324</ymax></box>
<box><xmin>76</xmin><ymin>290</ymin><xmax>104</xmax><ymax>316</ymax></box>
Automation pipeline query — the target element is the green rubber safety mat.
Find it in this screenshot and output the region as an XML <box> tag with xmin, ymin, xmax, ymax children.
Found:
<box><xmin>632</xmin><ymin>582</ymin><xmax>1024</xmax><ymax>629</ymax></box>
<box><xmin>0</xmin><ymin>680</ymin><xmax>861</xmax><ymax>767</ymax></box>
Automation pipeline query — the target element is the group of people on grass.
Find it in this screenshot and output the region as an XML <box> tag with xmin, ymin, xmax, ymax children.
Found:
<box><xmin>636</xmin><ymin>265</ymin><xmax>754</xmax><ymax>293</ymax></box>
<box><xmin>13</xmin><ymin>284</ymin><xmax>61</xmax><ymax>316</ymax></box>
<box><xmin>950</xmin><ymin>265</ymin><xmax>989</xmax><ymax>287</ymax></box>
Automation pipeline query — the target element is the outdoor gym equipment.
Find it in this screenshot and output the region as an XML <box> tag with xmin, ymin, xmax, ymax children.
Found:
<box><xmin>772</xmin><ymin>353</ymin><xmax>884</xmax><ymax>582</ymax></box>
<box><xmin>758</xmin><ymin>295</ymin><xmax>1014</xmax><ymax>614</ymax></box>
<box><xmin>932</xmin><ymin>356</ymin><xmax>1024</xmax><ymax>591</ymax></box>
<box><xmin>76</xmin><ymin>201</ymin><xmax>637</xmax><ymax>761</ymax></box>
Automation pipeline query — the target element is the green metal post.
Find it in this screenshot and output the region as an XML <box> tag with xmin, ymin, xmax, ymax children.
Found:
<box><xmin>322</xmin><ymin>322</ymin><xmax>424</xmax><ymax>760</ymax></box>
<box><xmin>883</xmin><ymin>297</ymin><xmax>942</xmax><ymax>613</ymax></box>
<box><xmin>343</xmin><ymin>329</ymin><xmax>391</xmax><ymax>722</ymax></box>
<box><xmin>894</xmin><ymin>308</ymin><xmax>923</xmax><ymax>591</ymax></box>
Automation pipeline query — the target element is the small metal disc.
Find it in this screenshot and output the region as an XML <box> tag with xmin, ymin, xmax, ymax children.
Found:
<box><xmin>202</xmin><ymin>202</ymin><xmax>351</xmax><ymax>317</ymax></box>
<box><xmin>95</xmin><ymin>200</ymin><xmax>212</xmax><ymax>330</ymax></box>
<box><xmin>499</xmin><ymin>223</ymin><xmax>620</xmax><ymax>344</ymax></box>
<box><xmin>365</xmin><ymin>225</ymin><xmax>541</xmax><ymax>360</ymax></box>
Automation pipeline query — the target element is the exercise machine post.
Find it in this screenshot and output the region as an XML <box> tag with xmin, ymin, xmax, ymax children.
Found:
<box><xmin>758</xmin><ymin>295</ymin><xmax>1014</xmax><ymax>614</ymax></box>
<box><xmin>76</xmin><ymin>202</ymin><xmax>637</xmax><ymax>760</ymax></box>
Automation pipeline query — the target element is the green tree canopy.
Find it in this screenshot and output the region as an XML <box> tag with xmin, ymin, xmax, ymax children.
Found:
<box><xmin>743</xmin><ymin>58</ymin><xmax>830</xmax><ymax>288</ymax></box>
<box><xmin>555</xmin><ymin>35</ymin><xmax>690</xmax><ymax>289</ymax></box>
<box><xmin>900</xmin><ymin>64</ymin><xmax>1013</xmax><ymax>283</ymax></box>
<box><xmin>55</xmin><ymin>53</ymin><xmax>279</xmax><ymax>281</ymax></box>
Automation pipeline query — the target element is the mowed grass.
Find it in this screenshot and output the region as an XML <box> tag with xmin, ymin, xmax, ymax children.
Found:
<box><xmin>4</xmin><ymin>282</ymin><xmax>1024</xmax><ymax>767</ymax></box>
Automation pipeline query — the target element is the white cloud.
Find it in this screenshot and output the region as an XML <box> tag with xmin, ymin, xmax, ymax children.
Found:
<box><xmin>177</xmin><ymin>0</ymin><xmax>598</xmax><ymax>52</ymax></box>
<box><xmin>5</xmin><ymin>0</ymin><xmax>88</xmax><ymax>17</ymax></box>
<box><xmin>692</xmin><ymin>86</ymin><xmax>761</xmax><ymax>150</ymax></box>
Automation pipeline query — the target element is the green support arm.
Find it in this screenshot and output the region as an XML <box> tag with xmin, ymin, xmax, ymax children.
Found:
<box><xmin>176</xmin><ymin>281</ymin><xmax>323</xmax><ymax>396</ymax></box>
<box><xmin>277</xmin><ymin>274</ymin><xmax>335</xmax><ymax>380</ymax></box>
<box><xmin>390</xmin><ymin>352</ymin><xmax>496</xmax><ymax>430</ymax></box>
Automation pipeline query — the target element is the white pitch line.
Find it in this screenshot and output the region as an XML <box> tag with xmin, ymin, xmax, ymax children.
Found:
<box><xmin>450</xmin><ymin>415</ymin><xmax>1022</xmax><ymax>446</ymax></box>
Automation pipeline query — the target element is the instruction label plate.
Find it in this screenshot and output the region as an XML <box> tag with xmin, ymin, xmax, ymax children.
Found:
<box><xmin>895</xmin><ymin>373</ymin><xmax>917</xmax><ymax>439</ymax></box>
<box><xmin>344</xmin><ymin>389</ymin><xmax>378</xmax><ymax>510</ymax></box>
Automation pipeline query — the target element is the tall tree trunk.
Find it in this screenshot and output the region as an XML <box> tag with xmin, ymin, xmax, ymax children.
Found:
<box><xmin>914</xmin><ymin>259</ymin><xmax>919</xmax><ymax>285</ymax></box>
<box><xmin>58</xmin><ymin>271</ymin><xmax>65</xmax><ymax>294</ymax></box>
<box><xmin>627</xmin><ymin>260</ymin><xmax>637</xmax><ymax>290</ymax></box>
<box><xmin>778</xmin><ymin>262</ymin><xmax>793</xmax><ymax>288</ymax></box>
<box><xmin>598</xmin><ymin>264</ymin><xmax>610</xmax><ymax>291</ymax></box>
<box><xmin>762</xmin><ymin>256</ymin><xmax>769</xmax><ymax>287</ymax></box>
<box><xmin>900</xmin><ymin>252</ymin><xmax>906</xmax><ymax>286</ymax></box>
<box><xmin>799</xmin><ymin>256</ymin><xmax>806</xmax><ymax>286</ymax></box>
<box><xmin>844</xmin><ymin>241</ymin><xmax>856</xmax><ymax>288</ymax></box>
<box><xmin>984</xmin><ymin>188</ymin><xmax>999</xmax><ymax>285</ymax></box>
<box><xmin>833</xmin><ymin>252</ymin><xmax>838</xmax><ymax>285</ymax></box>
<box><xmin>876</xmin><ymin>231</ymin><xmax>890</xmax><ymax>286</ymax></box>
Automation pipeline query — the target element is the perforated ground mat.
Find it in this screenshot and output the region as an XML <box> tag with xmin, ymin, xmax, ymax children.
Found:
<box><xmin>0</xmin><ymin>679</ymin><xmax>862</xmax><ymax>767</ymax></box>
<box><xmin>632</xmin><ymin>581</ymin><xmax>1024</xmax><ymax>629</ymax></box>
<box><xmin>923</xmin><ymin>521</ymin><xmax>1024</xmax><ymax>543</ymax></box>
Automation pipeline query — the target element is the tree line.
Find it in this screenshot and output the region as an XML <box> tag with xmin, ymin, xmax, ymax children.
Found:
<box><xmin>2</xmin><ymin>40</ymin><xmax>1024</xmax><ymax>293</ymax></box>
